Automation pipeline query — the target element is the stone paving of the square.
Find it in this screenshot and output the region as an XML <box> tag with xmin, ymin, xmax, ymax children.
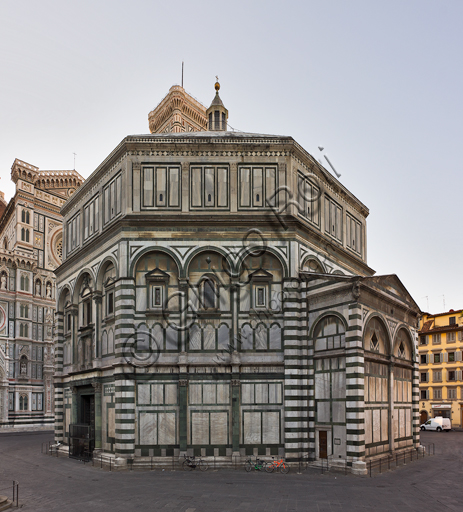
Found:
<box><xmin>0</xmin><ymin>431</ymin><xmax>462</xmax><ymax>511</ymax></box>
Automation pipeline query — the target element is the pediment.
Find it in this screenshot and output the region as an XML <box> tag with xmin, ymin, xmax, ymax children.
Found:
<box><xmin>362</xmin><ymin>274</ymin><xmax>421</xmax><ymax>313</ymax></box>
<box><xmin>248</xmin><ymin>268</ymin><xmax>273</xmax><ymax>281</ymax></box>
<box><xmin>145</xmin><ymin>267</ymin><xmax>170</xmax><ymax>282</ymax></box>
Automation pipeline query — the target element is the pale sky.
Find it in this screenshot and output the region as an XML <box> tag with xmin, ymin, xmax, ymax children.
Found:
<box><xmin>1</xmin><ymin>0</ymin><xmax>461</xmax><ymax>314</ymax></box>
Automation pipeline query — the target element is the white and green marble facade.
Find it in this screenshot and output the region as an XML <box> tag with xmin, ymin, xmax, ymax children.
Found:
<box><xmin>54</xmin><ymin>132</ymin><xmax>420</xmax><ymax>471</ymax></box>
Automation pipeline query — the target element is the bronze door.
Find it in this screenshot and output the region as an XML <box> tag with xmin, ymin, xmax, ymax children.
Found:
<box><xmin>319</xmin><ymin>431</ymin><xmax>328</xmax><ymax>459</ymax></box>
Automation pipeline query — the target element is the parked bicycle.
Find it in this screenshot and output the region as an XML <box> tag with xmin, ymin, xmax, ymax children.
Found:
<box><xmin>266</xmin><ymin>457</ymin><xmax>290</xmax><ymax>474</ymax></box>
<box><xmin>244</xmin><ymin>457</ymin><xmax>268</xmax><ymax>472</ymax></box>
<box><xmin>183</xmin><ymin>454</ymin><xmax>208</xmax><ymax>471</ymax></box>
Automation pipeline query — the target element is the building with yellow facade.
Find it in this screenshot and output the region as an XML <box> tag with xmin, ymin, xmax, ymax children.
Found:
<box><xmin>418</xmin><ymin>309</ymin><xmax>463</xmax><ymax>427</ymax></box>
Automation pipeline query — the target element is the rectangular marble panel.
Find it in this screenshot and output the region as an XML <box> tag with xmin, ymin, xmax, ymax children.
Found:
<box><xmin>210</xmin><ymin>412</ymin><xmax>228</xmax><ymax>444</ymax></box>
<box><xmin>241</xmin><ymin>384</ymin><xmax>253</xmax><ymax>404</ymax></box>
<box><xmin>216</xmin><ymin>383</ymin><xmax>229</xmax><ymax>404</ymax></box>
<box><xmin>315</xmin><ymin>373</ymin><xmax>330</xmax><ymax>400</ymax></box>
<box><xmin>365</xmin><ymin>409</ymin><xmax>372</xmax><ymax>445</ymax></box>
<box><xmin>333</xmin><ymin>425</ymin><xmax>346</xmax><ymax>458</ymax></box>
<box><xmin>189</xmin><ymin>384</ymin><xmax>202</xmax><ymax>405</ymax></box>
<box><xmin>262</xmin><ymin>411</ymin><xmax>279</xmax><ymax>444</ymax></box>
<box><xmin>164</xmin><ymin>384</ymin><xmax>177</xmax><ymax>405</ymax></box>
<box><xmin>372</xmin><ymin>409</ymin><xmax>381</xmax><ymax>444</ymax></box>
<box><xmin>139</xmin><ymin>412</ymin><xmax>157</xmax><ymax>445</ymax></box>
<box><xmin>399</xmin><ymin>408</ymin><xmax>405</xmax><ymax>438</ymax></box>
<box><xmin>152</xmin><ymin>384</ymin><xmax>163</xmax><ymax>404</ymax></box>
<box><xmin>369</xmin><ymin>376</ymin><xmax>375</xmax><ymax>402</ymax></box>
<box><xmin>393</xmin><ymin>409</ymin><xmax>399</xmax><ymax>440</ymax></box>
<box><xmin>332</xmin><ymin>401</ymin><xmax>345</xmax><ymax>423</ymax></box>
<box><xmin>317</xmin><ymin>402</ymin><xmax>330</xmax><ymax>423</ymax></box>
<box><xmin>255</xmin><ymin>383</ymin><xmax>268</xmax><ymax>403</ymax></box>
<box><xmin>136</xmin><ymin>289</ymin><xmax>146</xmax><ymax>312</ymax></box>
<box><xmin>191</xmin><ymin>412</ymin><xmax>209</xmax><ymax>445</ymax></box>
<box><xmin>158</xmin><ymin>412</ymin><xmax>176</xmax><ymax>445</ymax></box>
<box><xmin>268</xmin><ymin>383</ymin><xmax>282</xmax><ymax>404</ymax></box>
<box><xmin>406</xmin><ymin>408</ymin><xmax>411</xmax><ymax>437</ymax></box>
<box><xmin>138</xmin><ymin>384</ymin><xmax>151</xmax><ymax>405</ymax></box>
<box><xmin>381</xmin><ymin>409</ymin><xmax>389</xmax><ymax>442</ymax></box>
<box><xmin>381</xmin><ymin>378</ymin><xmax>387</xmax><ymax>403</ymax></box>
<box><xmin>202</xmin><ymin>384</ymin><xmax>216</xmax><ymax>404</ymax></box>
<box><xmin>243</xmin><ymin>412</ymin><xmax>261</xmax><ymax>444</ymax></box>
<box><xmin>332</xmin><ymin>372</ymin><xmax>345</xmax><ymax>399</ymax></box>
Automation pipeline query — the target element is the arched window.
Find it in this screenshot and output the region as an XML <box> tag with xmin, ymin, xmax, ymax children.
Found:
<box><xmin>202</xmin><ymin>278</ymin><xmax>217</xmax><ymax>309</ymax></box>
<box><xmin>21</xmin><ymin>228</ymin><xmax>25</xmax><ymax>241</ymax></box>
<box><xmin>21</xmin><ymin>210</ymin><xmax>25</xmax><ymax>223</ymax></box>
<box><xmin>364</xmin><ymin>317</ymin><xmax>389</xmax><ymax>355</ymax></box>
<box><xmin>20</xmin><ymin>356</ymin><xmax>27</xmax><ymax>375</ymax></box>
<box><xmin>313</xmin><ymin>315</ymin><xmax>346</xmax><ymax>351</ymax></box>
<box><xmin>26</xmin><ymin>229</ymin><xmax>29</xmax><ymax>243</ymax></box>
<box><xmin>19</xmin><ymin>394</ymin><xmax>28</xmax><ymax>411</ymax></box>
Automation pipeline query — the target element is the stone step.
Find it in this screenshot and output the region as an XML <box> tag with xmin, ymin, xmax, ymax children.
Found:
<box><xmin>0</xmin><ymin>495</ymin><xmax>13</xmax><ymax>511</ymax></box>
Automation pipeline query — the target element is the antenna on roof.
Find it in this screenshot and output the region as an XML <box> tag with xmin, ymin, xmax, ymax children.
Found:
<box><xmin>73</xmin><ymin>153</ymin><xmax>76</xmax><ymax>170</ymax></box>
<box><xmin>181</xmin><ymin>61</ymin><xmax>184</xmax><ymax>88</ymax></box>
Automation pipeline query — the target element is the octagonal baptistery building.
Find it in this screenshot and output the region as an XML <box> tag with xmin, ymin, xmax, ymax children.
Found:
<box><xmin>54</xmin><ymin>83</ymin><xmax>421</xmax><ymax>474</ymax></box>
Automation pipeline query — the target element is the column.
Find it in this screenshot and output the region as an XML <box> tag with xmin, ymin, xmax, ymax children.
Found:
<box><xmin>231</xmin><ymin>379</ymin><xmax>240</xmax><ymax>455</ymax></box>
<box><xmin>178</xmin><ymin>379</ymin><xmax>188</xmax><ymax>453</ymax></box>
<box><xmin>93</xmin><ymin>292</ymin><xmax>102</xmax><ymax>361</ymax></box>
<box><xmin>93</xmin><ymin>381</ymin><xmax>102</xmax><ymax>451</ymax></box>
<box><xmin>389</xmin><ymin>361</ymin><xmax>395</xmax><ymax>453</ymax></box>
<box><xmin>283</xmin><ymin>277</ymin><xmax>308</xmax><ymax>462</ymax></box>
<box><xmin>345</xmin><ymin>301</ymin><xmax>366</xmax><ymax>475</ymax></box>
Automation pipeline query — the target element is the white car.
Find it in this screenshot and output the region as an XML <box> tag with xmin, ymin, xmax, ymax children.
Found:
<box><xmin>420</xmin><ymin>416</ymin><xmax>451</xmax><ymax>432</ymax></box>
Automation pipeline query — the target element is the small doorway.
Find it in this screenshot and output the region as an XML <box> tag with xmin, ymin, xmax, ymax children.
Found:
<box><xmin>80</xmin><ymin>394</ymin><xmax>95</xmax><ymax>428</ymax></box>
<box><xmin>420</xmin><ymin>410</ymin><xmax>428</xmax><ymax>424</ymax></box>
<box><xmin>319</xmin><ymin>431</ymin><xmax>328</xmax><ymax>459</ymax></box>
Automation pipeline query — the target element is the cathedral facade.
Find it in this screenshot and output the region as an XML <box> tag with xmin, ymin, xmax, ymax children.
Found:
<box><xmin>0</xmin><ymin>159</ymin><xmax>82</xmax><ymax>428</ymax></box>
<box><xmin>53</xmin><ymin>84</ymin><xmax>420</xmax><ymax>473</ymax></box>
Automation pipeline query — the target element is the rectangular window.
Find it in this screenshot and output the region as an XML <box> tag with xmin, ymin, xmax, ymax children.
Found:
<box><xmin>205</xmin><ymin>168</ymin><xmax>215</xmax><ymax>206</ymax></box>
<box><xmin>143</xmin><ymin>167</ymin><xmax>154</xmax><ymax>207</ymax></box>
<box><xmin>420</xmin><ymin>335</ymin><xmax>428</xmax><ymax>345</ymax></box>
<box><xmin>448</xmin><ymin>388</ymin><xmax>457</xmax><ymax>399</ymax></box>
<box><xmin>434</xmin><ymin>353</ymin><xmax>441</xmax><ymax>363</ymax></box>
<box><xmin>346</xmin><ymin>213</ymin><xmax>362</xmax><ymax>255</ymax></box>
<box><xmin>169</xmin><ymin>167</ymin><xmax>180</xmax><ymax>207</ymax></box>
<box><xmin>433</xmin><ymin>370</ymin><xmax>442</xmax><ymax>382</ymax></box>
<box><xmin>448</xmin><ymin>370</ymin><xmax>456</xmax><ymax>382</ymax></box>
<box><xmin>156</xmin><ymin>167</ymin><xmax>167</xmax><ymax>207</ymax></box>
<box><xmin>297</xmin><ymin>175</ymin><xmax>320</xmax><ymax>227</ymax></box>
<box><xmin>420</xmin><ymin>354</ymin><xmax>428</xmax><ymax>364</ymax></box>
<box><xmin>420</xmin><ymin>389</ymin><xmax>428</xmax><ymax>400</ymax></box>
<box><xmin>253</xmin><ymin>167</ymin><xmax>263</xmax><ymax>206</ymax></box>
<box><xmin>107</xmin><ymin>291</ymin><xmax>114</xmax><ymax>315</ymax></box>
<box><xmin>83</xmin><ymin>196</ymin><xmax>99</xmax><ymax>241</ymax></box>
<box><xmin>239</xmin><ymin>166</ymin><xmax>277</xmax><ymax>209</ymax></box>
<box><xmin>104</xmin><ymin>173</ymin><xmax>122</xmax><ymax>224</ymax></box>
<box><xmin>433</xmin><ymin>388</ymin><xmax>442</xmax><ymax>400</ymax></box>
<box><xmin>152</xmin><ymin>286</ymin><xmax>162</xmax><ymax>307</ymax></box>
<box><xmin>67</xmin><ymin>213</ymin><xmax>80</xmax><ymax>254</ymax></box>
<box><xmin>324</xmin><ymin>195</ymin><xmax>342</xmax><ymax>242</ymax></box>
<box><xmin>449</xmin><ymin>316</ymin><xmax>456</xmax><ymax>325</ymax></box>
<box><xmin>240</xmin><ymin>168</ymin><xmax>250</xmax><ymax>207</ymax></box>
<box><xmin>190</xmin><ymin>166</ymin><xmax>229</xmax><ymax>209</ymax></box>
<box><xmin>256</xmin><ymin>286</ymin><xmax>266</xmax><ymax>307</ymax></box>
<box><xmin>191</xmin><ymin>167</ymin><xmax>202</xmax><ymax>207</ymax></box>
<box><xmin>448</xmin><ymin>351</ymin><xmax>455</xmax><ymax>362</ymax></box>
<box><xmin>447</xmin><ymin>332</ymin><xmax>456</xmax><ymax>343</ymax></box>
<box><xmin>432</xmin><ymin>334</ymin><xmax>441</xmax><ymax>345</ymax></box>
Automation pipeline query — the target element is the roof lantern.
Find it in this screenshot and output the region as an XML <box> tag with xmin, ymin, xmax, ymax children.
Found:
<box><xmin>206</xmin><ymin>78</ymin><xmax>228</xmax><ymax>131</ymax></box>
